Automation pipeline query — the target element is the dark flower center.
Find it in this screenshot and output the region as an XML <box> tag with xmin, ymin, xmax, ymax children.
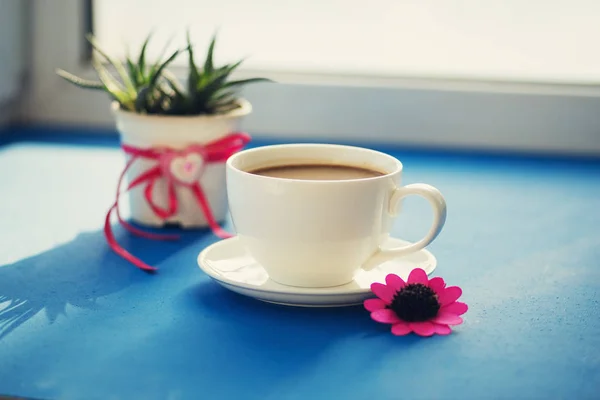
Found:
<box><xmin>389</xmin><ymin>283</ymin><xmax>440</xmax><ymax>322</ymax></box>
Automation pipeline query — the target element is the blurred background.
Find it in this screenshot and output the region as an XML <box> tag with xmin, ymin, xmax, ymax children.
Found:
<box><xmin>0</xmin><ymin>0</ymin><xmax>599</xmax><ymax>154</ymax></box>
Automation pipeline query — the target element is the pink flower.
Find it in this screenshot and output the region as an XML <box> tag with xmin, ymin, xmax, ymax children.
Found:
<box><xmin>364</xmin><ymin>268</ymin><xmax>467</xmax><ymax>336</ymax></box>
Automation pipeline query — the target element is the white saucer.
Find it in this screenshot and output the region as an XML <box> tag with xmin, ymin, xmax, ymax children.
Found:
<box><xmin>197</xmin><ymin>237</ymin><xmax>437</xmax><ymax>307</ymax></box>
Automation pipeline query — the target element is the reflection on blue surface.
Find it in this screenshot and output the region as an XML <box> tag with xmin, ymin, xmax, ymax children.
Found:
<box><xmin>0</xmin><ymin>127</ymin><xmax>599</xmax><ymax>400</ymax></box>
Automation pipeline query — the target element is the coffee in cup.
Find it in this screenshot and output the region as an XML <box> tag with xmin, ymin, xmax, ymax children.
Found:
<box><xmin>248</xmin><ymin>163</ymin><xmax>384</xmax><ymax>180</ymax></box>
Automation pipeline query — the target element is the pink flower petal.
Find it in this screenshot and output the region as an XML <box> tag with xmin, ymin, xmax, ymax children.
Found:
<box><xmin>407</xmin><ymin>268</ymin><xmax>428</xmax><ymax>285</ymax></box>
<box><xmin>371</xmin><ymin>309</ymin><xmax>401</xmax><ymax>324</ymax></box>
<box><xmin>385</xmin><ymin>274</ymin><xmax>406</xmax><ymax>291</ymax></box>
<box><xmin>409</xmin><ymin>321</ymin><xmax>436</xmax><ymax>336</ymax></box>
<box><xmin>370</xmin><ymin>283</ymin><xmax>395</xmax><ymax>304</ymax></box>
<box><xmin>364</xmin><ymin>298</ymin><xmax>387</xmax><ymax>312</ymax></box>
<box><xmin>438</xmin><ymin>286</ymin><xmax>462</xmax><ymax>306</ymax></box>
<box><xmin>428</xmin><ymin>277</ymin><xmax>446</xmax><ymax>294</ymax></box>
<box><xmin>391</xmin><ymin>322</ymin><xmax>411</xmax><ymax>336</ymax></box>
<box><xmin>433</xmin><ymin>323</ymin><xmax>452</xmax><ymax>335</ymax></box>
<box><xmin>432</xmin><ymin>312</ymin><xmax>463</xmax><ymax>325</ymax></box>
<box><xmin>441</xmin><ymin>301</ymin><xmax>468</xmax><ymax>315</ymax></box>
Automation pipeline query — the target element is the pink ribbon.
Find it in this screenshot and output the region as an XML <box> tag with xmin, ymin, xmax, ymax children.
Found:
<box><xmin>104</xmin><ymin>132</ymin><xmax>251</xmax><ymax>271</ymax></box>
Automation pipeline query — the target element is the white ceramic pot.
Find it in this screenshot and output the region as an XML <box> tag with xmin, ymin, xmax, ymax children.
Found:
<box><xmin>112</xmin><ymin>99</ymin><xmax>252</xmax><ymax>228</ymax></box>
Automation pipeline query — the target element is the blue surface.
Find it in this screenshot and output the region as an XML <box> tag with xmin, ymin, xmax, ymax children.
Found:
<box><xmin>1</xmin><ymin>127</ymin><xmax>599</xmax><ymax>400</ymax></box>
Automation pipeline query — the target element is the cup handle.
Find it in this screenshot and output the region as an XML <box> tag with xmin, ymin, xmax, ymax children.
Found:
<box><xmin>363</xmin><ymin>183</ymin><xmax>447</xmax><ymax>270</ymax></box>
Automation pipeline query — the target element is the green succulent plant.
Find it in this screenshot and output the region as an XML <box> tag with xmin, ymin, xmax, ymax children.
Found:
<box><xmin>56</xmin><ymin>32</ymin><xmax>270</xmax><ymax>115</ymax></box>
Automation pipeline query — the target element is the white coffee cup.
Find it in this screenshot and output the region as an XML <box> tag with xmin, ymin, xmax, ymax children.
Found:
<box><xmin>226</xmin><ymin>144</ymin><xmax>447</xmax><ymax>288</ymax></box>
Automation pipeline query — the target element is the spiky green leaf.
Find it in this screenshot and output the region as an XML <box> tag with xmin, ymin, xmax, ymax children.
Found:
<box><xmin>223</xmin><ymin>77</ymin><xmax>272</xmax><ymax>89</ymax></box>
<box><xmin>204</xmin><ymin>32</ymin><xmax>217</xmax><ymax>75</ymax></box>
<box><xmin>56</xmin><ymin>69</ymin><xmax>104</xmax><ymax>90</ymax></box>
<box><xmin>186</xmin><ymin>30</ymin><xmax>200</xmax><ymax>99</ymax></box>
<box><xmin>196</xmin><ymin>60</ymin><xmax>241</xmax><ymax>93</ymax></box>
<box><xmin>213</xmin><ymin>59</ymin><xmax>244</xmax><ymax>81</ymax></box>
<box><xmin>86</xmin><ymin>34</ymin><xmax>136</xmax><ymax>97</ymax></box>
<box><xmin>91</xmin><ymin>57</ymin><xmax>134</xmax><ymax>110</ymax></box>
<box><xmin>149</xmin><ymin>48</ymin><xmax>185</xmax><ymax>87</ymax></box>
<box><xmin>138</xmin><ymin>32</ymin><xmax>153</xmax><ymax>77</ymax></box>
<box><xmin>125</xmin><ymin>57</ymin><xmax>140</xmax><ymax>86</ymax></box>
<box><xmin>149</xmin><ymin>34</ymin><xmax>176</xmax><ymax>77</ymax></box>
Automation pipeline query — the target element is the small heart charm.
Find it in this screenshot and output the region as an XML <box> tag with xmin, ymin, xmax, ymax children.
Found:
<box><xmin>160</xmin><ymin>146</ymin><xmax>206</xmax><ymax>186</ymax></box>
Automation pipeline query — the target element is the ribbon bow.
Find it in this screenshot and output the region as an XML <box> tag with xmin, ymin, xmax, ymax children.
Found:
<box><xmin>104</xmin><ymin>132</ymin><xmax>251</xmax><ymax>272</ymax></box>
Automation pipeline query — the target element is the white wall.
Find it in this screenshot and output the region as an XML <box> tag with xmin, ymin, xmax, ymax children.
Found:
<box><xmin>0</xmin><ymin>0</ymin><xmax>25</xmax><ymax>127</ymax></box>
<box><xmin>96</xmin><ymin>0</ymin><xmax>600</xmax><ymax>84</ymax></box>
<box><xmin>16</xmin><ymin>0</ymin><xmax>600</xmax><ymax>155</ymax></box>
